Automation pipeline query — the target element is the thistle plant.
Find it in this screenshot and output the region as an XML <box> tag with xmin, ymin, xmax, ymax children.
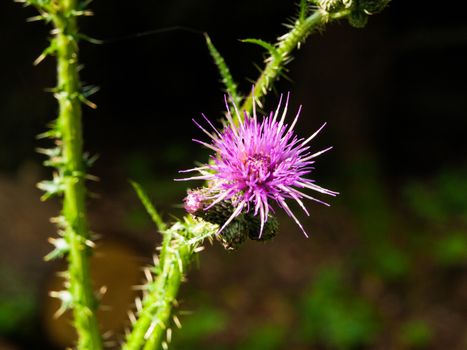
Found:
<box><xmin>17</xmin><ymin>0</ymin><xmax>390</xmax><ymax>349</ymax></box>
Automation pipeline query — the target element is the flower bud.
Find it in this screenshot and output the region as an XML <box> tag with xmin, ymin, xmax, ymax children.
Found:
<box><xmin>348</xmin><ymin>10</ymin><xmax>368</xmax><ymax>28</ymax></box>
<box><xmin>183</xmin><ymin>187</ymin><xmax>280</xmax><ymax>249</ymax></box>
<box><xmin>246</xmin><ymin>214</ymin><xmax>279</xmax><ymax>242</ymax></box>
<box><xmin>217</xmin><ymin>219</ymin><xmax>248</xmax><ymax>250</ymax></box>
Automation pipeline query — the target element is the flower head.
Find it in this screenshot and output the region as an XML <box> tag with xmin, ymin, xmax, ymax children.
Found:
<box><xmin>178</xmin><ymin>94</ymin><xmax>338</xmax><ymax>237</ymax></box>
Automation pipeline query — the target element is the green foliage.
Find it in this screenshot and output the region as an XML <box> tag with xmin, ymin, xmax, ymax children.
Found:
<box><xmin>346</xmin><ymin>158</ymin><xmax>410</xmax><ymax>281</ymax></box>
<box><xmin>405</xmin><ymin>169</ymin><xmax>467</xmax><ymax>268</ymax></box>
<box><xmin>124</xmin><ymin>207</ymin><xmax>153</xmax><ymax>231</ymax></box>
<box><xmin>345</xmin><ymin>158</ymin><xmax>390</xmax><ymax>235</ymax></box>
<box><xmin>369</xmin><ymin>243</ymin><xmax>410</xmax><ymax>281</ymax></box>
<box><xmin>0</xmin><ymin>269</ymin><xmax>36</xmax><ymax>335</ymax></box>
<box><xmin>405</xmin><ymin>169</ymin><xmax>467</xmax><ymax>224</ymax></box>
<box><xmin>205</xmin><ymin>34</ymin><xmax>241</xmax><ymax>108</ymax></box>
<box><xmin>300</xmin><ymin>266</ymin><xmax>380</xmax><ymax>349</ymax></box>
<box><xmin>241</xmin><ymin>39</ymin><xmax>280</xmax><ymax>61</ymax></box>
<box><xmin>399</xmin><ymin>320</ymin><xmax>432</xmax><ymax>349</ymax></box>
<box><xmin>0</xmin><ymin>295</ymin><xmax>36</xmax><ymax>334</ymax></box>
<box><xmin>130</xmin><ymin>181</ymin><xmax>166</xmax><ymax>231</ymax></box>
<box><xmin>299</xmin><ymin>0</ymin><xmax>309</xmax><ymax>20</ymax></box>
<box><xmin>434</xmin><ymin>232</ymin><xmax>467</xmax><ymax>267</ymax></box>
<box><xmin>173</xmin><ymin>306</ymin><xmax>227</xmax><ymax>347</ymax></box>
<box><xmin>405</xmin><ymin>183</ymin><xmax>447</xmax><ymax>223</ymax></box>
<box><xmin>241</xmin><ymin>324</ymin><xmax>286</xmax><ymax>350</ymax></box>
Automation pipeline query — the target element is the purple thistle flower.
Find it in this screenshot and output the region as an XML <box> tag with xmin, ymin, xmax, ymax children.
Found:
<box><xmin>177</xmin><ymin>93</ymin><xmax>338</xmax><ymax>237</ymax></box>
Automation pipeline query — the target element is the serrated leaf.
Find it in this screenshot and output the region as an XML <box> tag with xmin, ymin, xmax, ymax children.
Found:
<box><xmin>241</xmin><ymin>38</ymin><xmax>281</xmax><ymax>61</ymax></box>
<box><xmin>299</xmin><ymin>0</ymin><xmax>309</xmax><ymax>20</ymax></box>
<box><xmin>130</xmin><ymin>181</ymin><xmax>167</xmax><ymax>232</ymax></box>
<box><xmin>204</xmin><ymin>33</ymin><xmax>241</xmax><ymax>107</ymax></box>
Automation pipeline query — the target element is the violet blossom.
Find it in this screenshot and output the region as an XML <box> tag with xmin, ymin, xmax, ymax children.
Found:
<box><xmin>178</xmin><ymin>94</ymin><xmax>338</xmax><ymax>237</ymax></box>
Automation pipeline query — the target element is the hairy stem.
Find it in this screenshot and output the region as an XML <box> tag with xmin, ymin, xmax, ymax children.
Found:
<box><xmin>240</xmin><ymin>9</ymin><xmax>350</xmax><ymax>118</ymax></box>
<box><xmin>123</xmin><ymin>232</ymin><xmax>183</xmax><ymax>350</ymax></box>
<box><xmin>123</xmin><ymin>214</ymin><xmax>217</xmax><ymax>350</ymax></box>
<box><xmin>52</xmin><ymin>1</ymin><xmax>102</xmax><ymax>348</ymax></box>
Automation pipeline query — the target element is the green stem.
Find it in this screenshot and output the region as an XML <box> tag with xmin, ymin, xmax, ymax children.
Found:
<box><xmin>52</xmin><ymin>1</ymin><xmax>102</xmax><ymax>349</ymax></box>
<box><xmin>239</xmin><ymin>9</ymin><xmax>350</xmax><ymax>118</ymax></box>
<box><xmin>123</xmin><ymin>218</ymin><xmax>217</xmax><ymax>350</ymax></box>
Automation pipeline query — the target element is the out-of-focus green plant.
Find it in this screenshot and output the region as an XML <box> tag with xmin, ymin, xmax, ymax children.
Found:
<box><xmin>299</xmin><ymin>266</ymin><xmax>380</xmax><ymax>349</ymax></box>
<box><xmin>405</xmin><ymin>169</ymin><xmax>467</xmax><ymax>224</ymax></box>
<box><xmin>171</xmin><ymin>304</ymin><xmax>227</xmax><ymax>350</ymax></box>
<box><xmin>0</xmin><ymin>295</ymin><xmax>36</xmax><ymax>333</ymax></box>
<box><xmin>0</xmin><ymin>268</ymin><xmax>37</xmax><ymax>338</ymax></box>
<box><xmin>399</xmin><ymin>319</ymin><xmax>432</xmax><ymax>349</ymax></box>
<box><xmin>347</xmin><ymin>157</ymin><xmax>411</xmax><ymax>281</ymax></box>
<box><xmin>241</xmin><ymin>324</ymin><xmax>286</xmax><ymax>350</ymax></box>
<box><xmin>0</xmin><ymin>282</ymin><xmax>36</xmax><ymax>335</ymax></box>
<box><xmin>405</xmin><ymin>169</ymin><xmax>467</xmax><ymax>267</ymax></box>
<box><xmin>434</xmin><ymin>232</ymin><xmax>467</xmax><ymax>266</ymax></box>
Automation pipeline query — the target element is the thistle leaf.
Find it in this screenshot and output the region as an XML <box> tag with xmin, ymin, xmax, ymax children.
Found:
<box><xmin>130</xmin><ymin>181</ymin><xmax>167</xmax><ymax>232</ymax></box>
<box><xmin>299</xmin><ymin>0</ymin><xmax>309</xmax><ymax>20</ymax></box>
<box><xmin>241</xmin><ymin>38</ymin><xmax>281</xmax><ymax>61</ymax></box>
<box><xmin>204</xmin><ymin>33</ymin><xmax>241</xmax><ymax>107</ymax></box>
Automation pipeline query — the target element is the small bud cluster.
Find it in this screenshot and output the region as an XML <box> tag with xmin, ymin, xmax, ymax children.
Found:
<box><xmin>312</xmin><ymin>0</ymin><xmax>390</xmax><ymax>28</ymax></box>
<box><xmin>184</xmin><ymin>188</ymin><xmax>279</xmax><ymax>250</ymax></box>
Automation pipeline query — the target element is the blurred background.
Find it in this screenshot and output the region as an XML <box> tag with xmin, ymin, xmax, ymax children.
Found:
<box><xmin>1</xmin><ymin>1</ymin><xmax>467</xmax><ymax>349</ymax></box>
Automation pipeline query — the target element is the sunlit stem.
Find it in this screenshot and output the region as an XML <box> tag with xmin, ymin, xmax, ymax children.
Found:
<box><xmin>240</xmin><ymin>9</ymin><xmax>351</xmax><ymax>120</ymax></box>
<box><xmin>52</xmin><ymin>0</ymin><xmax>102</xmax><ymax>348</ymax></box>
<box><xmin>123</xmin><ymin>213</ymin><xmax>218</xmax><ymax>350</ymax></box>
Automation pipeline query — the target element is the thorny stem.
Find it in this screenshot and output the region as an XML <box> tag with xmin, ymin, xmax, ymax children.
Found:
<box><xmin>240</xmin><ymin>9</ymin><xmax>350</xmax><ymax>118</ymax></box>
<box><xmin>24</xmin><ymin>0</ymin><xmax>103</xmax><ymax>347</ymax></box>
<box><xmin>123</xmin><ymin>218</ymin><xmax>217</xmax><ymax>350</ymax></box>
<box><xmin>54</xmin><ymin>1</ymin><xmax>102</xmax><ymax>348</ymax></box>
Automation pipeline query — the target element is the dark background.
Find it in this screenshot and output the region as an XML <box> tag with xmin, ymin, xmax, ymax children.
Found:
<box><xmin>1</xmin><ymin>1</ymin><xmax>466</xmax><ymax>349</ymax></box>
